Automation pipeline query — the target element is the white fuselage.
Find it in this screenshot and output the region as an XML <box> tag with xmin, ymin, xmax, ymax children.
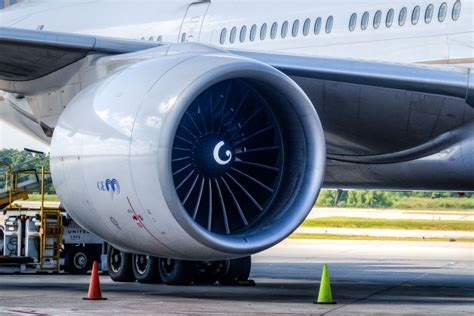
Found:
<box><xmin>1</xmin><ymin>0</ymin><xmax>473</xmax><ymax>65</ymax></box>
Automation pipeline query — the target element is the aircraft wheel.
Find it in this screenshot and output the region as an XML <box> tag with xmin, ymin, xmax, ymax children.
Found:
<box><xmin>218</xmin><ymin>256</ymin><xmax>251</xmax><ymax>285</ymax></box>
<box><xmin>132</xmin><ymin>254</ymin><xmax>162</xmax><ymax>284</ymax></box>
<box><xmin>158</xmin><ymin>258</ymin><xmax>196</xmax><ymax>285</ymax></box>
<box><xmin>195</xmin><ymin>260</ymin><xmax>227</xmax><ymax>284</ymax></box>
<box><xmin>107</xmin><ymin>246</ymin><xmax>135</xmax><ymax>282</ymax></box>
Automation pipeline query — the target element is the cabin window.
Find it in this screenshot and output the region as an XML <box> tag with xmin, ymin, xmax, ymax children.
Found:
<box><xmin>412</xmin><ymin>6</ymin><xmax>420</xmax><ymax>25</ymax></box>
<box><xmin>373</xmin><ymin>10</ymin><xmax>382</xmax><ymax>29</ymax></box>
<box><xmin>281</xmin><ymin>21</ymin><xmax>289</xmax><ymax>38</ymax></box>
<box><xmin>325</xmin><ymin>16</ymin><xmax>334</xmax><ymax>34</ymax></box>
<box><xmin>399</xmin><ymin>7</ymin><xmax>407</xmax><ymax>26</ymax></box>
<box><xmin>292</xmin><ymin>19</ymin><xmax>300</xmax><ymax>37</ymax></box>
<box><xmin>303</xmin><ymin>18</ymin><xmax>311</xmax><ymax>36</ymax></box>
<box><xmin>386</xmin><ymin>9</ymin><xmax>395</xmax><ymax>27</ymax></box>
<box><xmin>425</xmin><ymin>4</ymin><xmax>434</xmax><ymax>23</ymax></box>
<box><xmin>270</xmin><ymin>22</ymin><xmax>278</xmax><ymax>39</ymax></box>
<box><xmin>349</xmin><ymin>13</ymin><xmax>357</xmax><ymax>31</ymax></box>
<box><xmin>438</xmin><ymin>3</ymin><xmax>447</xmax><ymax>22</ymax></box>
<box><xmin>220</xmin><ymin>28</ymin><xmax>227</xmax><ymax>45</ymax></box>
<box><xmin>314</xmin><ymin>17</ymin><xmax>322</xmax><ymax>34</ymax></box>
<box><xmin>260</xmin><ymin>23</ymin><xmax>268</xmax><ymax>40</ymax></box>
<box><xmin>452</xmin><ymin>0</ymin><xmax>461</xmax><ymax>21</ymax></box>
<box><xmin>230</xmin><ymin>27</ymin><xmax>237</xmax><ymax>43</ymax></box>
<box><xmin>250</xmin><ymin>24</ymin><xmax>257</xmax><ymax>41</ymax></box>
<box><xmin>240</xmin><ymin>25</ymin><xmax>247</xmax><ymax>42</ymax></box>
<box><xmin>361</xmin><ymin>12</ymin><xmax>369</xmax><ymax>30</ymax></box>
<box><xmin>157</xmin><ymin>35</ymin><xmax>163</xmax><ymax>42</ymax></box>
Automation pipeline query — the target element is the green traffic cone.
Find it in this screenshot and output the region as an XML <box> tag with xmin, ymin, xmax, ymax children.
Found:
<box><xmin>315</xmin><ymin>264</ymin><xmax>336</xmax><ymax>304</ymax></box>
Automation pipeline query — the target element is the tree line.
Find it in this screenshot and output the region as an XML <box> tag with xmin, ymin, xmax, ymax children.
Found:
<box><xmin>316</xmin><ymin>190</ymin><xmax>473</xmax><ymax>209</ymax></box>
<box><xmin>1</xmin><ymin>149</ymin><xmax>472</xmax><ymax>207</ymax></box>
<box><xmin>0</xmin><ymin>148</ymin><xmax>53</xmax><ymax>193</ymax></box>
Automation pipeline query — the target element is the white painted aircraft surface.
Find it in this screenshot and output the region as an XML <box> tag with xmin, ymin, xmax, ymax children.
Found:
<box><xmin>0</xmin><ymin>0</ymin><xmax>473</xmax><ymax>282</ymax></box>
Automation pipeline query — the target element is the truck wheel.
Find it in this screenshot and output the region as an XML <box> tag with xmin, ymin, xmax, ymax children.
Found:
<box><xmin>64</xmin><ymin>246</ymin><xmax>92</xmax><ymax>275</ymax></box>
<box><xmin>218</xmin><ymin>256</ymin><xmax>252</xmax><ymax>285</ymax></box>
<box><xmin>132</xmin><ymin>254</ymin><xmax>162</xmax><ymax>284</ymax></box>
<box><xmin>107</xmin><ymin>246</ymin><xmax>135</xmax><ymax>282</ymax></box>
<box><xmin>158</xmin><ymin>258</ymin><xmax>196</xmax><ymax>285</ymax></box>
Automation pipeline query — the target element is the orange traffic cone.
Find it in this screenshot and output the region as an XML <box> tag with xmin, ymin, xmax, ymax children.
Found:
<box><xmin>83</xmin><ymin>261</ymin><xmax>107</xmax><ymax>300</ymax></box>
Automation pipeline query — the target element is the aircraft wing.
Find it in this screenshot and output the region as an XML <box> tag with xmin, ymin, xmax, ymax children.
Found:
<box><xmin>0</xmin><ymin>27</ymin><xmax>159</xmax><ymax>81</ymax></box>
<box><xmin>0</xmin><ymin>26</ymin><xmax>472</xmax><ymax>106</ymax></box>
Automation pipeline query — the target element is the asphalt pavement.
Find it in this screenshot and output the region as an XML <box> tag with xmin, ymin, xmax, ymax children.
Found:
<box><xmin>0</xmin><ymin>239</ymin><xmax>472</xmax><ymax>315</ymax></box>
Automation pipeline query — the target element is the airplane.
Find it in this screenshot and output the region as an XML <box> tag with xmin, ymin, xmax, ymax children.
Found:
<box><xmin>0</xmin><ymin>0</ymin><xmax>473</xmax><ymax>284</ymax></box>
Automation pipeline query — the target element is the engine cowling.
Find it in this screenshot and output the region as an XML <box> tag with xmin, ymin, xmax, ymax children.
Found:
<box><xmin>50</xmin><ymin>50</ymin><xmax>326</xmax><ymax>260</ymax></box>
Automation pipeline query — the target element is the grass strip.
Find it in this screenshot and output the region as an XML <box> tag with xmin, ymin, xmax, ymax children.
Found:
<box><xmin>24</xmin><ymin>194</ymin><xmax>60</xmax><ymax>202</ymax></box>
<box><xmin>302</xmin><ymin>217</ymin><xmax>474</xmax><ymax>231</ymax></box>
<box><xmin>290</xmin><ymin>233</ymin><xmax>474</xmax><ymax>243</ymax></box>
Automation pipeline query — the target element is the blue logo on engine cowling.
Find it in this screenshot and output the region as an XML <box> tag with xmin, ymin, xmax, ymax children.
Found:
<box><xmin>97</xmin><ymin>178</ymin><xmax>120</xmax><ymax>194</ymax></box>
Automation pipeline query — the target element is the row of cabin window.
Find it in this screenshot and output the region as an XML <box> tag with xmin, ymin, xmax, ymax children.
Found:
<box><xmin>218</xmin><ymin>1</ymin><xmax>461</xmax><ymax>45</ymax></box>
<box><xmin>349</xmin><ymin>1</ymin><xmax>462</xmax><ymax>31</ymax></box>
<box><xmin>220</xmin><ymin>16</ymin><xmax>334</xmax><ymax>45</ymax></box>
<box><xmin>142</xmin><ymin>35</ymin><xmax>163</xmax><ymax>42</ymax></box>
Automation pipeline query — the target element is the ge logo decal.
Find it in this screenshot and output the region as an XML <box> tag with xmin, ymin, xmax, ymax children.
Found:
<box><xmin>97</xmin><ymin>178</ymin><xmax>120</xmax><ymax>194</ymax></box>
<box><xmin>213</xmin><ymin>141</ymin><xmax>232</xmax><ymax>165</ymax></box>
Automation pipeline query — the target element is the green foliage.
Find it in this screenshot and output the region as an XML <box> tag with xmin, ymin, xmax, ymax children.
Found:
<box><xmin>316</xmin><ymin>189</ymin><xmax>473</xmax><ymax>209</ymax></box>
<box><xmin>315</xmin><ymin>190</ymin><xmax>337</xmax><ymax>206</ymax></box>
<box><xmin>1</xmin><ymin>149</ymin><xmax>473</xmax><ymax>207</ymax></box>
<box><xmin>0</xmin><ymin>148</ymin><xmax>54</xmax><ymax>193</ymax></box>
<box><xmin>393</xmin><ymin>197</ymin><xmax>474</xmax><ymax>210</ymax></box>
<box><xmin>0</xmin><ymin>148</ymin><xmax>49</xmax><ymax>170</ymax></box>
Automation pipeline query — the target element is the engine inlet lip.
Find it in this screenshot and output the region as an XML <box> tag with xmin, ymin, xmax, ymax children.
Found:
<box><xmin>158</xmin><ymin>56</ymin><xmax>326</xmax><ymax>255</ymax></box>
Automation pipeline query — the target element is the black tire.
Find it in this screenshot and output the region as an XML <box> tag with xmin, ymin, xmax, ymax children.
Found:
<box><xmin>218</xmin><ymin>256</ymin><xmax>252</xmax><ymax>285</ymax></box>
<box><xmin>132</xmin><ymin>254</ymin><xmax>162</xmax><ymax>284</ymax></box>
<box><xmin>64</xmin><ymin>246</ymin><xmax>92</xmax><ymax>275</ymax></box>
<box><xmin>195</xmin><ymin>261</ymin><xmax>226</xmax><ymax>284</ymax></box>
<box><xmin>107</xmin><ymin>246</ymin><xmax>135</xmax><ymax>282</ymax></box>
<box><xmin>158</xmin><ymin>258</ymin><xmax>196</xmax><ymax>285</ymax></box>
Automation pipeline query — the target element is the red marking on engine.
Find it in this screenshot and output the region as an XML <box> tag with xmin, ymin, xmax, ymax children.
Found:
<box><xmin>126</xmin><ymin>197</ymin><xmax>163</xmax><ymax>244</ymax></box>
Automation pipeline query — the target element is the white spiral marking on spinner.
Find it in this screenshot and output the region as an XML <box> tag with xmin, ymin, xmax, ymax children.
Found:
<box><xmin>213</xmin><ymin>141</ymin><xmax>232</xmax><ymax>165</ymax></box>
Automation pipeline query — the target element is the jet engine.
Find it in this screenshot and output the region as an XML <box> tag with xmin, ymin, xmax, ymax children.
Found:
<box><xmin>50</xmin><ymin>50</ymin><xmax>326</xmax><ymax>260</ymax></box>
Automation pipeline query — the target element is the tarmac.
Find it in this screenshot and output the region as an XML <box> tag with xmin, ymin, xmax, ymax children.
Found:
<box><xmin>0</xmin><ymin>239</ymin><xmax>473</xmax><ymax>315</ymax></box>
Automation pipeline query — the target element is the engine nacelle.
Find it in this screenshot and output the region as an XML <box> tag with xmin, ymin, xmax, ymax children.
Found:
<box><xmin>51</xmin><ymin>49</ymin><xmax>325</xmax><ymax>260</ymax></box>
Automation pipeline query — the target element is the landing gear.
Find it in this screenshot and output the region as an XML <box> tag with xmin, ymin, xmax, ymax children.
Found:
<box><xmin>158</xmin><ymin>258</ymin><xmax>196</xmax><ymax>285</ymax></box>
<box><xmin>132</xmin><ymin>254</ymin><xmax>161</xmax><ymax>284</ymax></box>
<box><xmin>218</xmin><ymin>256</ymin><xmax>252</xmax><ymax>285</ymax></box>
<box><xmin>107</xmin><ymin>246</ymin><xmax>134</xmax><ymax>282</ymax></box>
<box><xmin>195</xmin><ymin>261</ymin><xmax>226</xmax><ymax>284</ymax></box>
<box><xmin>107</xmin><ymin>249</ymin><xmax>253</xmax><ymax>286</ymax></box>
<box><xmin>157</xmin><ymin>256</ymin><xmax>252</xmax><ymax>286</ymax></box>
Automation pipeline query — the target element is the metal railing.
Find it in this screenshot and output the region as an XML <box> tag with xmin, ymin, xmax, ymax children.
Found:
<box><xmin>0</xmin><ymin>161</ymin><xmax>49</xmax><ymax>208</ymax></box>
